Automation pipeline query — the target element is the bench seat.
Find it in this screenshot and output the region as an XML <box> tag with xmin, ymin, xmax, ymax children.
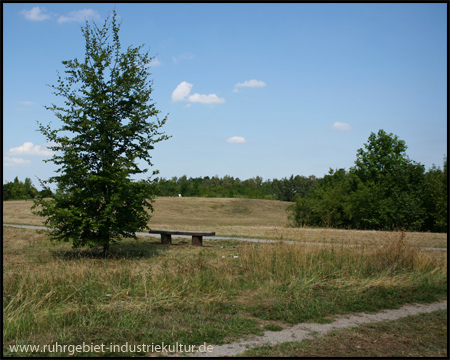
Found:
<box><xmin>148</xmin><ymin>230</ymin><xmax>215</xmax><ymax>246</ymax></box>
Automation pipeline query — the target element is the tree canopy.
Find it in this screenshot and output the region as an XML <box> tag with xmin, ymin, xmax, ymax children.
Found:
<box><xmin>32</xmin><ymin>10</ymin><xmax>169</xmax><ymax>254</ymax></box>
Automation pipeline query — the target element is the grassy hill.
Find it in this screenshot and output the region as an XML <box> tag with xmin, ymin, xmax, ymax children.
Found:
<box><xmin>3</xmin><ymin>197</ymin><xmax>447</xmax><ymax>248</ymax></box>
<box><xmin>2</xmin><ymin>197</ymin><xmax>292</xmax><ymax>228</ymax></box>
<box><xmin>150</xmin><ymin>197</ymin><xmax>292</xmax><ymax>228</ymax></box>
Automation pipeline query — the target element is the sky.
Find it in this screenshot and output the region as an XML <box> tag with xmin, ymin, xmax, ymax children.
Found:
<box><xmin>3</xmin><ymin>3</ymin><xmax>447</xmax><ymax>190</ymax></box>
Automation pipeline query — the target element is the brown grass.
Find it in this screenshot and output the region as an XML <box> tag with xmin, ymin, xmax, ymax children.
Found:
<box><xmin>3</xmin><ymin>197</ymin><xmax>447</xmax><ymax>248</ymax></box>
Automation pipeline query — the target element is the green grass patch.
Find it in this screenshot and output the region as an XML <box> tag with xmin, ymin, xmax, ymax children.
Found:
<box><xmin>243</xmin><ymin>277</ymin><xmax>447</xmax><ymax>324</ymax></box>
<box><xmin>241</xmin><ymin>309</ymin><xmax>448</xmax><ymax>357</ymax></box>
<box><xmin>263</xmin><ymin>324</ymin><xmax>284</xmax><ymax>331</ymax></box>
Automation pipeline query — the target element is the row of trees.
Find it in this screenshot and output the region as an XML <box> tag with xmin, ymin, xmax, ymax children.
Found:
<box><xmin>287</xmin><ymin>130</ymin><xmax>447</xmax><ymax>233</ymax></box>
<box><xmin>3</xmin><ymin>177</ymin><xmax>52</xmax><ymax>201</ymax></box>
<box><xmin>3</xmin><ymin>174</ymin><xmax>318</xmax><ymax>203</ymax></box>
<box><xmin>153</xmin><ymin>174</ymin><xmax>318</xmax><ymax>201</ymax></box>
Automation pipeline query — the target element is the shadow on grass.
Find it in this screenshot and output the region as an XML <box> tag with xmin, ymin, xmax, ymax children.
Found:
<box><xmin>51</xmin><ymin>239</ymin><xmax>167</xmax><ymax>260</ymax></box>
<box><xmin>50</xmin><ymin>238</ymin><xmax>217</xmax><ymax>260</ymax></box>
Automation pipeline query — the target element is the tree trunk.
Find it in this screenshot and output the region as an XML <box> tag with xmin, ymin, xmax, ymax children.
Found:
<box><xmin>103</xmin><ymin>242</ymin><xmax>110</xmax><ymax>256</ymax></box>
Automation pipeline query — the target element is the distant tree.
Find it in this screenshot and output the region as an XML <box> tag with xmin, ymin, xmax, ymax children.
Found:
<box><xmin>23</xmin><ymin>177</ymin><xmax>39</xmax><ymax>199</ymax></box>
<box><xmin>272</xmin><ymin>175</ymin><xmax>317</xmax><ymax>202</ymax></box>
<box><xmin>288</xmin><ymin>130</ymin><xmax>435</xmax><ymax>232</ymax></box>
<box><xmin>353</xmin><ymin>129</ymin><xmax>409</xmax><ymax>183</ymax></box>
<box><xmin>39</xmin><ymin>188</ymin><xmax>53</xmax><ymax>198</ymax></box>
<box><xmin>423</xmin><ymin>156</ymin><xmax>447</xmax><ymax>232</ymax></box>
<box><xmin>351</xmin><ymin>130</ymin><xmax>427</xmax><ymax>230</ymax></box>
<box><xmin>287</xmin><ymin>169</ymin><xmax>353</xmax><ymax>228</ymax></box>
<box><xmin>3</xmin><ymin>177</ymin><xmax>40</xmax><ymax>201</ymax></box>
<box><xmin>32</xmin><ymin>10</ymin><xmax>169</xmax><ymax>254</ymax></box>
<box><xmin>3</xmin><ymin>182</ymin><xmax>13</xmax><ymax>201</ymax></box>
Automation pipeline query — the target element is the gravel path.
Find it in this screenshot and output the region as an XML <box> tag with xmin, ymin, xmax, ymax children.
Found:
<box><xmin>195</xmin><ymin>300</ymin><xmax>448</xmax><ymax>357</ymax></box>
<box><xmin>3</xmin><ymin>224</ymin><xmax>447</xmax><ymax>251</ymax></box>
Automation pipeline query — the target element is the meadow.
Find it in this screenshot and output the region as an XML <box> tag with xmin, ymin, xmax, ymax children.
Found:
<box><xmin>3</xmin><ymin>197</ymin><xmax>447</xmax><ymax>248</ymax></box>
<box><xmin>3</xmin><ymin>197</ymin><xmax>448</xmax><ymax>357</ymax></box>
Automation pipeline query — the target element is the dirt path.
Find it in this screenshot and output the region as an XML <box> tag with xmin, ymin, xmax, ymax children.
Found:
<box><xmin>195</xmin><ymin>300</ymin><xmax>447</xmax><ymax>357</ymax></box>
<box><xmin>2</xmin><ymin>224</ymin><xmax>447</xmax><ymax>251</ymax></box>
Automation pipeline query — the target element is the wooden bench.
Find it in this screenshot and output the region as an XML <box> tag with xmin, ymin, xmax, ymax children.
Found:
<box><xmin>148</xmin><ymin>230</ymin><xmax>215</xmax><ymax>246</ymax></box>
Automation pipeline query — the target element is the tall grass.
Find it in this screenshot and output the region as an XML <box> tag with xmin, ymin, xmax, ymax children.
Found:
<box><xmin>3</xmin><ymin>227</ymin><xmax>447</xmax><ymax>356</ymax></box>
<box><xmin>238</xmin><ymin>231</ymin><xmax>445</xmax><ymax>284</ymax></box>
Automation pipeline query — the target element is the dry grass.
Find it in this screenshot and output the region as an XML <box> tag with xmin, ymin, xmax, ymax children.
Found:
<box><xmin>3</xmin><ymin>197</ymin><xmax>290</xmax><ymax>228</ymax></box>
<box><xmin>149</xmin><ymin>197</ymin><xmax>291</xmax><ymax>228</ymax></box>
<box><xmin>3</xmin><ymin>219</ymin><xmax>447</xmax><ymax>357</ymax></box>
<box><xmin>3</xmin><ymin>197</ymin><xmax>447</xmax><ymax>248</ymax></box>
<box><xmin>3</xmin><ymin>200</ymin><xmax>46</xmax><ymax>226</ymax></box>
<box><xmin>215</xmin><ymin>226</ymin><xmax>447</xmax><ymax>249</ymax></box>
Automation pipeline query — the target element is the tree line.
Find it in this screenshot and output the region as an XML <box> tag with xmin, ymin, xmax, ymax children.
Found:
<box><xmin>3</xmin><ymin>174</ymin><xmax>319</xmax><ymax>203</ymax></box>
<box><xmin>3</xmin><ymin>177</ymin><xmax>52</xmax><ymax>201</ymax></box>
<box><xmin>287</xmin><ymin>130</ymin><xmax>447</xmax><ymax>233</ymax></box>
<box><xmin>152</xmin><ymin>174</ymin><xmax>318</xmax><ymax>201</ymax></box>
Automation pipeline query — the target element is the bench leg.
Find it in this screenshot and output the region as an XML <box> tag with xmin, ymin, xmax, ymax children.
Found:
<box><xmin>161</xmin><ymin>233</ymin><xmax>172</xmax><ymax>245</ymax></box>
<box><xmin>192</xmin><ymin>235</ymin><xmax>203</xmax><ymax>246</ymax></box>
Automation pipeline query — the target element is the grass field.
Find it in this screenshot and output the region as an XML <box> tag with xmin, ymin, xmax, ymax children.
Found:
<box><xmin>3</xmin><ymin>197</ymin><xmax>448</xmax><ymax>357</ymax></box>
<box><xmin>3</xmin><ymin>197</ymin><xmax>448</xmax><ymax>248</ymax></box>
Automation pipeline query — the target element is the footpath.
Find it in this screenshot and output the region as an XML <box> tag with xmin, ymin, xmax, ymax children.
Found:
<box><xmin>196</xmin><ymin>301</ymin><xmax>447</xmax><ymax>357</ymax></box>
<box><xmin>2</xmin><ymin>224</ymin><xmax>447</xmax><ymax>251</ymax></box>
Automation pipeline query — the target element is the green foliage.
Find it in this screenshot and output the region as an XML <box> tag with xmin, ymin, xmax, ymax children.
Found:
<box><xmin>423</xmin><ymin>156</ymin><xmax>448</xmax><ymax>232</ymax></box>
<box><xmin>288</xmin><ymin>130</ymin><xmax>447</xmax><ymax>232</ymax></box>
<box><xmin>32</xmin><ymin>10</ymin><xmax>169</xmax><ymax>253</ymax></box>
<box><xmin>153</xmin><ymin>174</ymin><xmax>318</xmax><ymax>201</ymax></box>
<box><xmin>353</xmin><ymin>129</ymin><xmax>408</xmax><ymax>183</ymax></box>
<box><xmin>3</xmin><ymin>177</ymin><xmax>41</xmax><ymax>201</ymax></box>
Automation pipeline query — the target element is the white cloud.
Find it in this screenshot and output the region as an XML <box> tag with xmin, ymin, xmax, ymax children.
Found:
<box><xmin>8</xmin><ymin>142</ymin><xmax>53</xmax><ymax>157</ymax></box>
<box><xmin>172</xmin><ymin>81</ymin><xmax>225</xmax><ymax>105</ymax></box>
<box><xmin>331</xmin><ymin>122</ymin><xmax>352</xmax><ymax>131</ymax></box>
<box><xmin>188</xmin><ymin>93</ymin><xmax>225</xmax><ymax>104</ymax></box>
<box><xmin>172</xmin><ymin>81</ymin><xmax>193</xmax><ymax>102</ymax></box>
<box><xmin>172</xmin><ymin>52</ymin><xmax>195</xmax><ymax>64</ymax></box>
<box><xmin>227</xmin><ymin>136</ymin><xmax>247</xmax><ymax>144</ymax></box>
<box><xmin>57</xmin><ymin>9</ymin><xmax>100</xmax><ymax>24</ymax></box>
<box><xmin>233</xmin><ymin>79</ymin><xmax>267</xmax><ymax>92</ymax></box>
<box><xmin>20</xmin><ymin>6</ymin><xmax>51</xmax><ymax>21</ymax></box>
<box><xmin>150</xmin><ymin>58</ymin><xmax>161</xmax><ymax>66</ymax></box>
<box><xmin>17</xmin><ymin>101</ymin><xmax>36</xmax><ymax>106</ymax></box>
<box><xmin>3</xmin><ymin>157</ymin><xmax>31</xmax><ymax>167</ymax></box>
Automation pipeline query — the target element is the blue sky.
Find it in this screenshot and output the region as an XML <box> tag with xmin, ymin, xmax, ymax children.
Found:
<box><xmin>3</xmin><ymin>3</ymin><xmax>447</xmax><ymax>190</ymax></box>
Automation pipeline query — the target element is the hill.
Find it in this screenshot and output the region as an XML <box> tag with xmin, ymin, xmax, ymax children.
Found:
<box><xmin>2</xmin><ymin>197</ymin><xmax>293</xmax><ymax>229</ymax></box>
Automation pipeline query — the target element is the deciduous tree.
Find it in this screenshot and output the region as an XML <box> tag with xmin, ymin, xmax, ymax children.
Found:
<box><xmin>32</xmin><ymin>10</ymin><xmax>169</xmax><ymax>254</ymax></box>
